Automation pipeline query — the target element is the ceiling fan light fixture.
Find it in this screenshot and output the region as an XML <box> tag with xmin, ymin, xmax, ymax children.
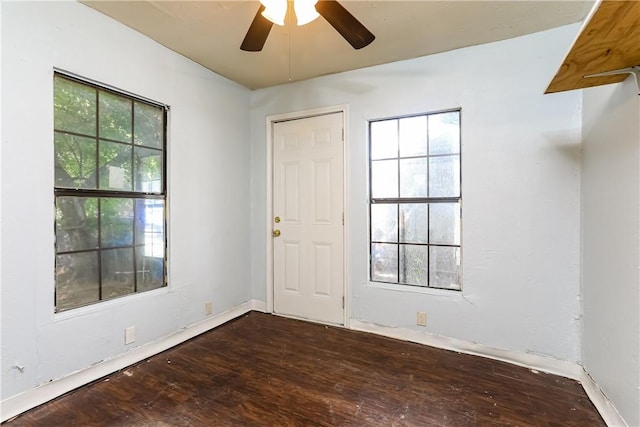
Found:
<box><xmin>294</xmin><ymin>0</ymin><xmax>319</xmax><ymax>26</ymax></box>
<box><xmin>242</xmin><ymin>0</ymin><xmax>375</xmax><ymax>52</ymax></box>
<box><xmin>260</xmin><ymin>0</ymin><xmax>286</xmax><ymax>26</ymax></box>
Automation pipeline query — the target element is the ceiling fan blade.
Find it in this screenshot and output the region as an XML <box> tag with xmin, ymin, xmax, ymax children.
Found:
<box><xmin>241</xmin><ymin>5</ymin><xmax>273</xmax><ymax>52</ymax></box>
<box><xmin>316</xmin><ymin>0</ymin><xmax>375</xmax><ymax>50</ymax></box>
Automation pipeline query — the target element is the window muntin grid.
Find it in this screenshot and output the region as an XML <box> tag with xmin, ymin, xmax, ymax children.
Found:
<box><xmin>369</xmin><ymin>110</ymin><xmax>461</xmax><ymax>291</ymax></box>
<box><xmin>54</xmin><ymin>73</ymin><xmax>168</xmax><ymax>312</ymax></box>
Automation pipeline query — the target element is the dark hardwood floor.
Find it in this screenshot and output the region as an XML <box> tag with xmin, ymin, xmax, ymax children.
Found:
<box><xmin>4</xmin><ymin>311</ymin><xmax>605</xmax><ymax>426</ymax></box>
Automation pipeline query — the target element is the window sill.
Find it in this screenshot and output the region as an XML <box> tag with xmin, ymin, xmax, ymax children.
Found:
<box><xmin>53</xmin><ymin>286</ymin><xmax>169</xmax><ymax>321</ymax></box>
<box><xmin>368</xmin><ymin>281</ymin><xmax>463</xmax><ymax>298</ymax></box>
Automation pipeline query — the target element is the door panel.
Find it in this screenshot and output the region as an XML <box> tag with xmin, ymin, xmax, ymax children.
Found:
<box><xmin>273</xmin><ymin>112</ymin><xmax>344</xmax><ymax>325</ymax></box>
<box><xmin>283</xmin><ymin>241</ymin><xmax>301</xmax><ymax>293</ymax></box>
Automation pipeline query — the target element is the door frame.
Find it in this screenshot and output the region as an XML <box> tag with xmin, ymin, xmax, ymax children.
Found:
<box><xmin>265</xmin><ymin>104</ymin><xmax>350</xmax><ymax>327</ymax></box>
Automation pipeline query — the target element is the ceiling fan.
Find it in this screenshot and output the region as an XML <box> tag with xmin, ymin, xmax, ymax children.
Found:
<box><xmin>241</xmin><ymin>0</ymin><xmax>375</xmax><ymax>52</ymax></box>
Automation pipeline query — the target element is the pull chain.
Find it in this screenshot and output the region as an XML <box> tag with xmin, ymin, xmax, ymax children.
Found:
<box><xmin>288</xmin><ymin>1</ymin><xmax>292</xmax><ymax>81</ymax></box>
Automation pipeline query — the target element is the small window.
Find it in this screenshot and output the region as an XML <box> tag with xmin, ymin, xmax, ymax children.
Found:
<box><xmin>54</xmin><ymin>73</ymin><xmax>167</xmax><ymax>312</ymax></box>
<box><xmin>369</xmin><ymin>110</ymin><xmax>461</xmax><ymax>290</ymax></box>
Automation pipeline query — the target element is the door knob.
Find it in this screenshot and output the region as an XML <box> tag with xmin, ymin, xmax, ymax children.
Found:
<box><xmin>272</xmin><ymin>229</ymin><xmax>281</xmax><ymax>237</ymax></box>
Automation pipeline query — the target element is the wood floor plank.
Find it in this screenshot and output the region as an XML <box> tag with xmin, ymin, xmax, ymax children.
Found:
<box><xmin>4</xmin><ymin>312</ymin><xmax>605</xmax><ymax>426</ymax></box>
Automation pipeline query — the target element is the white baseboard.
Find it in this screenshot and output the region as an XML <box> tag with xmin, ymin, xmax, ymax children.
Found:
<box><xmin>251</xmin><ymin>299</ymin><xmax>267</xmax><ymax>312</ymax></box>
<box><xmin>0</xmin><ymin>299</ymin><xmax>262</xmax><ymax>423</ymax></box>
<box><xmin>349</xmin><ymin>319</ymin><xmax>627</xmax><ymax>427</ymax></box>
<box><xmin>578</xmin><ymin>370</ymin><xmax>628</xmax><ymax>427</ymax></box>
<box><xmin>2</xmin><ymin>307</ymin><xmax>626</xmax><ymax>426</ymax></box>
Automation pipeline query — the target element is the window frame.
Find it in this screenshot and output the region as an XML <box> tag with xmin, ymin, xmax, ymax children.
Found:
<box><xmin>368</xmin><ymin>108</ymin><xmax>462</xmax><ymax>291</ymax></box>
<box><xmin>53</xmin><ymin>70</ymin><xmax>169</xmax><ymax>312</ymax></box>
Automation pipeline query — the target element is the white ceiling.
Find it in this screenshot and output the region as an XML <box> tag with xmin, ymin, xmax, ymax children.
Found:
<box><xmin>81</xmin><ymin>1</ymin><xmax>594</xmax><ymax>90</ymax></box>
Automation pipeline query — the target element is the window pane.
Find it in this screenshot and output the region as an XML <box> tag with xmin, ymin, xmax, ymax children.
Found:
<box><xmin>429</xmin><ymin>203</ymin><xmax>461</xmax><ymax>245</ymax></box>
<box><xmin>370</xmin><ymin>120</ymin><xmax>398</xmax><ymax>160</ymax></box>
<box><xmin>371</xmin><ymin>159</ymin><xmax>398</xmax><ymax>198</ymax></box>
<box><xmin>400</xmin><ymin>158</ymin><xmax>428</xmax><ymax>197</ymax></box>
<box><xmin>134</xmin><ymin>199</ymin><xmax>165</xmax><ymax>256</ymax></box>
<box><xmin>136</xmin><ymin>247</ymin><xmax>164</xmax><ymax>292</ymax></box>
<box><xmin>429</xmin><ymin>246</ymin><xmax>461</xmax><ymax>290</ymax></box>
<box><xmin>400</xmin><ymin>245</ymin><xmax>428</xmax><ymax>286</ymax></box>
<box><xmin>429</xmin><ymin>112</ymin><xmax>460</xmax><ymax>155</ymax></box>
<box><xmin>101</xmin><ymin>198</ymin><xmax>134</xmax><ymax>247</ymax></box>
<box><xmin>56</xmin><ymin>252</ymin><xmax>99</xmax><ymax>311</ymax></box>
<box><xmin>134</xmin><ymin>147</ymin><xmax>162</xmax><ymax>193</ymax></box>
<box><xmin>56</xmin><ymin>197</ymin><xmax>98</xmax><ymax>252</ymax></box>
<box><xmin>371</xmin><ymin>204</ymin><xmax>397</xmax><ymax>242</ymax></box>
<box><xmin>371</xmin><ymin>243</ymin><xmax>398</xmax><ymax>282</ymax></box>
<box><xmin>134</xmin><ymin>102</ymin><xmax>163</xmax><ymax>149</ymax></box>
<box><xmin>101</xmin><ymin>248</ymin><xmax>135</xmax><ymax>300</ymax></box>
<box><xmin>54</xmin><ymin>133</ymin><xmax>97</xmax><ymax>189</ymax></box>
<box><xmin>54</xmin><ymin>76</ymin><xmax>97</xmax><ymax>136</ymax></box>
<box><xmin>99</xmin><ymin>141</ymin><xmax>132</xmax><ymax>191</ymax></box>
<box><xmin>99</xmin><ymin>91</ymin><xmax>132</xmax><ymax>143</ymax></box>
<box><xmin>54</xmin><ymin>74</ymin><xmax>167</xmax><ymax>311</ymax></box>
<box><xmin>369</xmin><ymin>110</ymin><xmax>461</xmax><ymax>290</ymax></box>
<box><xmin>399</xmin><ymin>116</ymin><xmax>427</xmax><ymax>157</ymax></box>
<box><xmin>399</xmin><ymin>203</ymin><xmax>427</xmax><ymax>243</ymax></box>
<box><xmin>429</xmin><ymin>155</ymin><xmax>460</xmax><ymax>197</ymax></box>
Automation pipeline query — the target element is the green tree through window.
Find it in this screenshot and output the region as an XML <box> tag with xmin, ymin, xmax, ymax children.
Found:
<box><xmin>54</xmin><ymin>73</ymin><xmax>167</xmax><ymax>311</ymax></box>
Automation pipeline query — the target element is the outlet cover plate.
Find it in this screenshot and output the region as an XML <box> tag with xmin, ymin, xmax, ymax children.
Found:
<box><xmin>125</xmin><ymin>326</ymin><xmax>136</xmax><ymax>345</ymax></box>
<box><xmin>417</xmin><ymin>312</ymin><xmax>427</xmax><ymax>327</ymax></box>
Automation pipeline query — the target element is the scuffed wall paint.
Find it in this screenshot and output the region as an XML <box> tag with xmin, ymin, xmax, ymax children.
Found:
<box><xmin>249</xmin><ymin>25</ymin><xmax>583</xmax><ymax>362</ymax></box>
<box><xmin>1</xmin><ymin>2</ymin><xmax>252</xmax><ymax>401</ymax></box>
<box><xmin>582</xmin><ymin>76</ymin><xmax>640</xmax><ymax>427</ymax></box>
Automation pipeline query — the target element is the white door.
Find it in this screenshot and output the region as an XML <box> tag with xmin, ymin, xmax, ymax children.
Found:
<box><xmin>272</xmin><ymin>112</ymin><xmax>344</xmax><ymax>325</ymax></box>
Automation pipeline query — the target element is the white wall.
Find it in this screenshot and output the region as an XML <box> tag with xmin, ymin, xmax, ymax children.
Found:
<box><xmin>1</xmin><ymin>1</ymin><xmax>252</xmax><ymax>402</ymax></box>
<box><xmin>9</xmin><ymin>1</ymin><xmax>629</xmax><ymax>419</ymax></box>
<box><xmin>582</xmin><ymin>76</ymin><xmax>640</xmax><ymax>426</ymax></box>
<box><xmin>250</xmin><ymin>25</ymin><xmax>583</xmax><ymax>362</ymax></box>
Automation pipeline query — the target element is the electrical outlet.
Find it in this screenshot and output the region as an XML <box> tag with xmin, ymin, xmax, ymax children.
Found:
<box><xmin>205</xmin><ymin>301</ymin><xmax>212</xmax><ymax>316</ymax></box>
<box><xmin>125</xmin><ymin>326</ymin><xmax>136</xmax><ymax>345</ymax></box>
<box><xmin>417</xmin><ymin>312</ymin><xmax>427</xmax><ymax>327</ymax></box>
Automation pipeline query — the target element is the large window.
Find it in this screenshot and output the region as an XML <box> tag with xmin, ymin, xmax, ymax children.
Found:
<box><xmin>369</xmin><ymin>110</ymin><xmax>461</xmax><ymax>290</ymax></box>
<box><xmin>54</xmin><ymin>73</ymin><xmax>167</xmax><ymax>312</ymax></box>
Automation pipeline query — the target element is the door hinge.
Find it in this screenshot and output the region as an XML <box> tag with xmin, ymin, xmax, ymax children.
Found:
<box><xmin>341</xmin><ymin>128</ymin><xmax>344</xmax><ymax>141</ymax></box>
<box><xmin>342</xmin><ymin>212</ymin><xmax>344</xmax><ymax>225</ymax></box>
<box><xmin>342</xmin><ymin>296</ymin><xmax>345</xmax><ymax>309</ymax></box>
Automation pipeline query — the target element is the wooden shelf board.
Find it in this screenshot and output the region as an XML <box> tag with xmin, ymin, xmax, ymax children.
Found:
<box><xmin>546</xmin><ymin>0</ymin><xmax>640</xmax><ymax>94</ymax></box>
